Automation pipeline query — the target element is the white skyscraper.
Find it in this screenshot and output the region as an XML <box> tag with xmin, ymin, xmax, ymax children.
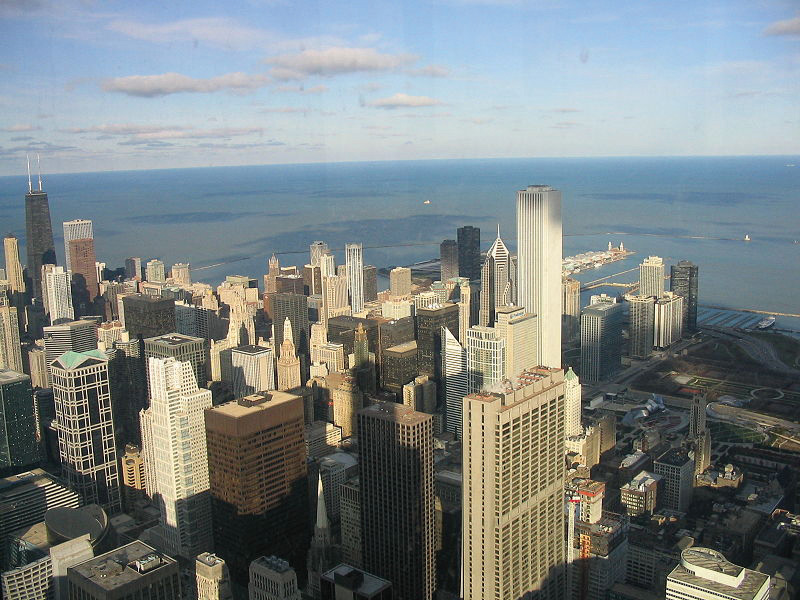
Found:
<box><xmin>309</xmin><ymin>241</ymin><xmax>329</xmax><ymax>267</ymax></box>
<box><xmin>564</xmin><ymin>366</ymin><xmax>582</xmax><ymax>438</ymax></box>
<box><xmin>45</xmin><ymin>266</ymin><xmax>74</xmax><ymax>324</ymax></box>
<box><xmin>145</xmin><ymin>259</ymin><xmax>166</xmax><ymax>283</ymax></box>
<box><xmin>62</xmin><ymin>219</ymin><xmax>93</xmax><ymax>271</ymax></box>
<box><xmin>479</xmin><ymin>228</ymin><xmax>511</xmax><ymax>327</ymax></box>
<box><xmin>442</xmin><ymin>326</ymin><xmax>468</xmax><ymax>439</ymax></box>
<box><xmin>639</xmin><ymin>256</ymin><xmax>665</xmax><ymax>298</ymax></box>
<box><xmin>0</xmin><ymin>297</ymin><xmax>23</xmax><ymax>372</ymax></box>
<box><xmin>654</xmin><ymin>291</ymin><xmax>684</xmax><ymax>349</ymax></box>
<box><xmin>494</xmin><ymin>305</ymin><xmax>537</xmax><ymax>379</ymax></box>
<box><xmin>516</xmin><ymin>185</ymin><xmax>562</xmax><ymax>369</ymax></box>
<box><xmin>466</xmin><ymin>326</ymin><xmax>506</xmax><ymax>393</ymax></box>
<box><xmin>231</xmin><ymin>345</ymin><xmax>275</xmax><ymax>398</ymax></box>
<box><xmin>345</xmin><ymin>243</ymin><xmax>364</xmax><ymax>314</ymax></box>
<box><xmin>140</xmin><ymin>356</ymin><xmax>213</xmax><ymax>559</ymax></box>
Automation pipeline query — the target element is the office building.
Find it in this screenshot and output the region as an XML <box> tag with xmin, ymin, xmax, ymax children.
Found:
<box><xmin>689</xmin><ymin>394</ymin><xmax>711</xmax><ymax>477</ymax></box>
<box><xmin>320</xmin><ymin>565</ymin><xmax>392</xmax><ymax>600</ymax></box>
<box><xmin>339</xmin><ymin>479</ymin><xmax>361</xmax><ymax>569</ymax></box>
<box><xmin>121</xmin><ymin>443</ymin><xmax>146</xmax><ymax>509</ymax></box>
<box><xmin>359</xmin><ymin>402</ymin><xmax>435</xmax><ymax>600</ymax></box>
<box><xmin>124</xmin><ymin>257</ymin><xmax>142</xmax><ymax>280</ymax></box>
<box><xmin>666</xmin><ymin>547</ymin><xmax>769</xmax><ymax>600</ymax></box>
<box><xmin>277</xmin><ymin>318</ymin><xmax>302</xmax><ymax>391</ymax></box>
<box><xmin>140</xmin><ymin>356</ymin><xmax>212</xmax><ymax>559</ymax></box>
<box><xmin>416</xmin><ymin>302</ymin><xmax>458</xmax><ymax>383</ymax></box>
<box><xmin>440</xmin><ymin>239</ymin><xmax>459</xmax><ymax>281</ymax></box>
<box><xmin>654</xmin><ymin>449</ymin><xmax>694</xmax><ymax>512</ymax></box>
<box><xmin>457</xmin><ymin>225</ymin><xmax>481</xmax><ymax>282</ymax></box>
<box><xmin>362</xmin><ymin>265</ymin><xmax>377</xmax><ymax>303</ymax></box>
<box><xmin>144</xmin><ymin>332</ymin><xmax>207</xmax><ymax>391</ymax></box>
<box><xmin>516</xmin><ymin>185</ymin><xmax>562</xmax><ymax>368</ymax></box>
<box><xmin>562</xmin><ymin>276</ymin><xmax>580</xmax><ymax>342</ymax></box>
<box><xmin>639</xmin><ymin>256</ymin><xmax>665</xmax><ymax>298</ymax></box>
<box><xmin>145</xmin><ymin>259</ymin><xmax>166</xmax><ymax>283</ymax></box>
<box><xmin>670</xmin><ymin>260</ymin><xmax>699</xmax><ymax>333</ymax></box>
<box><xmin>620</xmin><ymin>471</ymin><xmax>662</xmax><ymax>517</ymax></box>
<box><xmin>4</xmin><ymin>234</ymin><xmax>26</xmax><ymax>295</ymax></box>
<box><xmin>205</xmin><ymin>392</ymin><xmax>308</xmax><ymax>579</ymax></box>
<box><xmin>45</xmin><ymin>266</ymin><xmax>74</xmax><ymax>324</ymax></box>
<box><xmin>122</xmin><ymin>294</ymin><xmax>176</xmax><ymax>339</ymax></box>
<box><xmin>329</xmin><ymin>371</ymin><xmax>362</xmax><ymax>438</ymax></box>
<box><xmin>580</xmin><ymin>297</ymin><xmax>623</xmax><ymax>384</ymax></box>
<box><xmin>441</xmin><ymin>326</ymin><xmax>467</xmax><ymax>438</ymax></box>
<box><xmin>170</xmin><ymin>262</ymin><xmax>191</xmax><ymax>285</ymax></box>
<box><xmin>564</xmin><ymin>366</ymin><xmax>582</xmax><ymax>438</ymax></box>
<box><xmin>25</xmin><ymin>169</ymin><xmax>56</xmax><ymax>302</ymax></box>
<box><xmin>51</xmin><ymin>350</ymin><xmax>121</xmax><ymax>513</ymax></box>
<box><xmin>175</xmin><ymin>301</ymin><xmax>213</xmax><ymax>340</ymax></box>
<box><xmin>68</xmin><ymin>237</ymin><xmax>99</xmax><ymax>313</ymax></box>
<box><xmin>466</xmin><ymin>326</ymin><xmax>506</xmax><ymax>393</ymax></box>
<box><xmin>654</xmin><ymin>292</ymin><xmax>684</xmax><ymax>349</ymax></box>
<box><xmin>627</xmin><ymin>294</ymin><xmax>656</xmax><ymax>359</ymax></box>
<box><xmin>0</xmin><ymin>370</ymin><xmax>37</xmax><ymax>475</ymax></box>
<box><xmin>310</xmin><ymin>241</ymin><xmax>329</xmax><ymax>267</ymax></box>
<box><xmin>494</xmin><ymin>305</ymin><xmax>537</xmax><ymax>378</ymax></box>
<box><xmin>345</xmin><ymin>243</ymin><xmax>364</xmax><ymax>314</ymax></box>
<box><xmin>381</xmin><ymin>340</ymin><xmax>417</xmax><ymax>395</ymax></box>
<box><xmin>231</xmin><ymin>345</ymin><xmax>275</xmax><ymax>397</ymax></box>
<box><xmin>381</xmin><ymin>298</ymin><xmax>412</xmax><ymax>320</ymax></box>
<box><xmin>0</xmin><ymin>298</ymin><xmax>24</xmax><ymax>372</ymax></box>
<box><xmin>196</xmin><ymin>552</ymin><xmax>234</xmax><ymax>600</ymax></box>
<box><xmin>462</xmin><ymin>368</ymin><xmax>566</xmax><ymax>600</ymax></box>
<box><xmin>479</xmin><ymin>228</ymin><xmax>511</xmax><ymax>327</ymax></box>
<box><xmin>62</xmin><ymin>219</ymin><xmax>93</xmax><ymax>271</ymax></box>
<box><xmin>249</xmin><ymin>555</ymin><xmax>301</xmax><ymax>600</ymax></box>
<box><xmin>389</xmin><ymin>266</ymin><xmax>412</xmax><ymax>298</ymax></box>
<box><xmin>272</xmin><ymin>292</ymin><xmax>310</xmax><ymax>358</ymax></box>
<box><xmin>67</xmin><ymin>541</ymin><xmax>181</xmax><ymax>599</ymax></box>
<box><xmin>304</xmin><ymin>421</ymin><xmax>342</xmax><ymax>460</ymax></box>
<box><xmin>43</xmin><ymin>319</ymin><xmax>97</xmax><ymax>373</ymax></box>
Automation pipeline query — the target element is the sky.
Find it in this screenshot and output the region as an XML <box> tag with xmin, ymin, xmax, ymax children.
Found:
<box><xmin>0</xmin><ymin>0</ymin><xmax>798</xmax><ymax>174</ymax></box>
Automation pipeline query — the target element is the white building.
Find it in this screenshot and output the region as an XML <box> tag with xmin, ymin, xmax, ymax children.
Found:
<box><xmin>171</xmin><ymin>263</ymin><xmax>192</xmax><ymax>285</ymax></box>
<box><xmin>45</xmin><ymin>266</ymin><xmax>74</xmax><ymax>324</ymax></box>
<box><xmin>442</xmin><ymin>326</ymin><xmax>468</xmax><ymax>439</ymax></box>
<box><xmin>389</xmin><ymin>266</ymin><xmax>412</xmax><ymax>298</ymax></box>
<box><xmin>196</xmin><ymin>552</ymin><xmax>234</xmax><ymax>600</ymax></box>
<box><xmin>145</xmin><ymin>259</ymin><xmax>166</xmax><ymax>283</ymax></box>
<box><xmin>479</xmin><ymin>229</ymin><xmax>511</xmax><ymax>327</ymax></box>
<box><xmin>639</xmin><ymin>256</ymin><xmax>665</xmax><ymax>298</ymax></box>
<box><xmin>654</xmin><ymin>291</ymin><xmax>684</xmax><ymax>349</ymax></box>
<box><xmin>231</xmin><ymin>345</ymin><xmax>275</xmax><ymax>398</ymax></box>
<box><xmin>466</xmin><ymin>326</ymin><xmax>506</xmax><ymax>393</ymax></box>
<box><xmin>140</xmin><ymin>356</ymin><xmax>213</xmax><ymax>560</ymax></box>
<box><xmin>345</xmin><ymin>243</ymin><xmax>364</xmax><ymax>314</ymax></box>
<box><xmin>0</xmin><ymin>297</ymin><xmax>23</xmax><ymax>372</ymax></box>
<box><xmin>516</xmin><ymin>185</ymin><xmax>562</xmax><ymax>369</ymax></box>
<box><xmin>494</xmin><ymin>305</ymin><xmax>537</xmax><ymax>379</ymax></box>
<box><xmin>666</xmin><ymin>547</ymin><xmax>769</xmax><ymax>600</ymax></box>
<box><xmin>564</xmin><ymin>366</ymin><xmax>582</xmax><ymax>438</ymax></box>
<box><xmin>249</xmin><ymin>555</ymin><xmax>301</xmax><ymax>600</ymax></box>
<box><xmin>62</xmin><ymin>219</ymin><xmax>93</xmax><ymax>271</ymax></box>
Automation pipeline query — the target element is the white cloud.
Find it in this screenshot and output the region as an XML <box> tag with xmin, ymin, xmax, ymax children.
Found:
<box><xmin>549</xmin><ymin>107</ymin><xmax>580</xmax><ymax>113</ymax></box>
<box><xmin>408</xmin><ymin>65</ymin><xmax>450</xmax><ymax>78</ymax></box>
<box><xmin>266</xmin><ymin>47</ymin><xmax>418</xmax><ymax>80</ymax></box>
<box><xmin>1</xmin><ymin>123</ymin><xmax>41</xmax><ymax>132</ymax></box>
<box><xmin>102</xmin><ymin>72</ymin><xmax>270</xmax><ymax>97</ymax></box>
<box><xmin>62</xmin><ymin>123</ymin><xmax>263</xmax><ymax>141</ymax></box>
<box><xmin>274</xmin><ymin>84</ymin><xmax>329</xmax><ymax>94</ymax></box>
<box><xmin>368</xmin><ymin>93</ymin><xmax>445</xmax><ymax>109</ymax></box>
<box><xmin>764</xmin><ymin>15</ymin><xmax>800</xmax><ymax>37</ymax></box>
<box><xmin>260</xmin><ymin>107</ymin><xmax>311</xmax><ymax>114</ymax></box>
<box><xmin>107</xmin><ymin>17</ymin><xmax>276</xmax><ymax>50</ymax></box>
<box><xmin>63</xmin><ymin>124</ymin><xmax>190</xmax><ymax>135</ymax></box>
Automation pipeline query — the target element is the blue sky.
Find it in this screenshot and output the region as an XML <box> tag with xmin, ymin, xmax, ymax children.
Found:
<box><xmin>0</xmin><ymin>0</ymin><xmax>798</xmax><ymax>174</ymax></box>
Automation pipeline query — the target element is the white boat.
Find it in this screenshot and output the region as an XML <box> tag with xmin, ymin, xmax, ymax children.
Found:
<box><xmin>423</xmin><ymin>199</ymin><xmax>431</xmax><ymax>205</ymax></box>
<box><xmin>756</xmin><ymin>316</ymin><xmax>776</xmax><ymax>330</ymax></box>
<box><xmin>744</xmin><ymin>234</ymin><xmax>751</xmax><ymax>242</ymax></box>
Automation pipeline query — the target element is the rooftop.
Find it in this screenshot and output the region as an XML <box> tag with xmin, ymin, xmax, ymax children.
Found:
<box><xmin>52</xmin><ymin>350</ymin><xmax>108</xmax><ymax>370</ymax></box>
<box><xmin>252</xmin><ymin>555</ymin><xmax>293</xmax><ymax>574</ymax></box>
<box><xmin>669</xmin><ymin>547</ymin><xmax>769</xmax><ymax>600</ymax></box>
<box><xmin>144</xmin><ymin>333</ymin><xmax>203</xmax><ymax>345</ymax></box>
<box><xmin>623</xmin><ymin>471</ymin><xmax>663</xmax><ymax>491</ymax></box>
<box><xmin>208</xmin><ymin>391</ymin><xmax>301</xmax><ymax>418</ymax></box>
<box><xmin>69</xmin><ymin>541</ymin><xmax>176</xmax><ymax>590</ymax></box>
<box><xmin>385</xmin><ymin>340</ymin><xmax>418</xmax><ymax>353</ymax></box>
<box><xmin>0</xmin><ymin>368</ymin><xmax>29</xmax><ymax>384</ymax></box>
<box><xmin>656</xmin><ymin>448</ymin><xmax>692</xmax><ymax>467</ymax></box>
<box><xmin>358</xmin><ymin>401</ymin><xmax>431</xmax><ymax>426</ymax></box>
<box><xmin>322</xmin><ymin>564</ymin><xmax>391</xmax><ymax>595</ymax></box>
<box><xmin>231</xmin><ymin>344</ymin><xmax>272</xmax><ymax>355</ymax></box>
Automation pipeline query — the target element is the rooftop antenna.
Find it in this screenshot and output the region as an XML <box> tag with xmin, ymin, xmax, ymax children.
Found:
<box><xmin>497</xmin><ymin>223</ymin><xmax>501</xmax><ymax>239</ymax></box>
<box><xmin>26</xmin><ymin>154</ymin><xmax>32</xmax><ymax>193</ymax></box>
<box><xmin>36</xmin><ymin>154</ymin><xmax>42</xmax><ymax>191</ymax></box>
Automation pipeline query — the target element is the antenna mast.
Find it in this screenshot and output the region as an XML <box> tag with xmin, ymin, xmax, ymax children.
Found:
<box><xmin>26</xmin><ymin>154</ymin><xmax>32</xmax><ymax>193</ymax></box>
<box><xmin>36</xmin><ymin>154</ymin><xmax>42</xmax><ymax>191</ymax></box>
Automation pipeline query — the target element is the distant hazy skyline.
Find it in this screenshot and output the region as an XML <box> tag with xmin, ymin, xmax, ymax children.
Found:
<box><xmin>1</xmin><ymin>0</ymin><xmax>798</xmax><ymax>175</ymax></box>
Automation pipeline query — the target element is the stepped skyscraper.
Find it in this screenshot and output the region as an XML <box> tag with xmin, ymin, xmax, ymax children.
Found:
<box><xmin>24</xmin><ymin>157</ymin><xmax>56</xmax><ymax>301</ymax></box>
<box><xmin>516</xmin><ymin>185</ymin><xmax>562</xmax><ymax>368</ymax></box>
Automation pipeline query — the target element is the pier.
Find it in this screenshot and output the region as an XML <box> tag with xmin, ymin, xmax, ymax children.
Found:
<box><xmin>699</xmin><ymin>305</ymin><xmax>800</xmax><ymax>319</ymax></box>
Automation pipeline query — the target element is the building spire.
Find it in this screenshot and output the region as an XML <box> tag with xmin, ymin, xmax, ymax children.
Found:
<box><xmin>36</xmin><ymin>154</ymin><xmax>43</xmax><ymax>191</ymax></box>
<box><xmin>314</xmin><ymin>473</ymin><xmax>331</xmax><ymax>541</ymax></box>
<box><xmin>26</xmin><ymin>154</ymin><xmax>32</xmax><ymax>193</ymax></box>
<box><xmin>497</xmin><ymin>223</ymin><xmax>501</xmax><ymax>240</ymax></box>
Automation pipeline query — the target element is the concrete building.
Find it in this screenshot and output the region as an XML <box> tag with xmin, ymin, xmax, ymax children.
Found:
<box><xmin>388</xmin><ymin>266</ymin><xmax>412</xmax><ymax>298</ymax></box>
<box><xmin>4</xmin><ymin>234</ymin><xmax>26</xmax><ymax>296</ymax></box>
<box><xmin>43</xmin><ymin>319</ymin><xmax>97</xmax><ymax>378</ymax></box>
<box><xmin>304</xmin><ymin>421</ymin><xmax>342</xmax><ymax>460</ymax></box>
<box><xmin>654</xmin><ymin>449</ymin><xmax>695</xmax><ymax>512</ymax></box>
<box><xmin>564</xmin><ymin>366</ymin><xmax>582</xmax><ymax>439</ymax></box>
<box><xmin>516</xmin><ymin>185</ymin><xmax>562</xmax><ymax>368</ymax></box>
<box><xmin>277</xmin><ymin>318</ymin><xmax>302</xmax><ymax>391</ymax></box>
<box><xmin>666</xmin><ymin>547</ymin><xmax>769</xmax><ymax>600</ymax></box>
<box><xmin>339</xmin><ymin>478</ymin><xmax>361</xmax><ymax>569</ymax></box>
<box><xmin>45</xmin><ymin>266</ymin><xmax>74</xmax><ymax>324</ymax></box>
<box><xmin>495</xmin><ymin>305</ymin><xmax>538</xmax><ymax>379</ymax></box>
<box><xmin>143</xmin><ymin>332</ymin><xmax>207</xmax><ymax>391</ymax></box>
<box><xmin>345</xmin><ymin>244</ymin><xmax>364</xmax><ymax>315</ymax></box>
<box><xmin>145</xmin><ymin>259</ymin><xmax>166</xmax><ymax>283</ymax></box>
<box><xmin>51</xmin><ymin>350</ymin><xmax>120</xmax><ymax>513</ymax></box>
<box><xmin>670</xmin><ymin>260</ymin><xmax>699</xmax><ymax>333</ymax></box>
<box><xmin>271</xmin><ymin>292</ymin><xmax>310</xmax><ymax>359</ymax></box>
<box><xmin>620</xmin><ymin>471</ymin><xmax>662</xmax><ymax>516</ymax></box>
<box><xmin>248</xmin><ymin>555</ymin><xmax>301</xmax><ymax>600</ymax></box>
<box><xmin>466</xmin><ymin>326</ymin><xmax>505</xmax><ymax>393</ymax></box>
<box><xmin>457</xmin><ymin>225</ymin><xmax>481</xmax><ymax>283</ymax></box>
<box><xmin>205</xmin><ymin>392</ymin><xmax>308</xmax><ymax>579</ymax></box>
<box><xmin>0</xmin><ymin>370</ymin><xmax>37</xmax><ymax>475</ymax></box>
<box><xmin>562</xmin><ymin>276</ymin><xmax>581</xmax><ymax>342</ymax></box>
<box><xmin>231</xmin><ymin>345</ymin><xmax>275</xmax><ymax>397</ymax></box>
<box><xmin>67</xmin><ymin>237</ymin><xmax>99</xmax><ymax>314</ymax></box>
<box><xmin>196</xmin><ymin>552</ymin><xmax>233</xmax><ymax>600</ymax></box>
<box><xmin>462</xmin><ymin>368</ymin><xmax>566</xmax><ymax>600</ymax></box>
<box><xmin>0</xmin><ymin>298</ymin><xmax>23</xmax><ymax>373</ymax></box>
<box><xmin>442</xmin><ymin>326</ymin><xmax>468</xmax><ymax>439</ymax></box>
<box><xmin>689</xmin><ymin>394</ymin><xmax>711</xmax><ymax>477</ymax></box>
<box><xmin>627</xmin><ymin>294</ymin><xmax>656</xmax><ymax>359</ymax></box>
<box><xmin>440</xmin><ymin>239</ymin><xmax>459</xmax><ymax>282</ymax></box>
<box><xmin>318</xmin><ymin>452</ymin><xmax>358</xmax><ymax>526</ymax></box>
<box><xmin>67</xmin><ymin>541</ymin><xmax>180</xmax><ymax>599</ymax></box>
<box><xmin>654</xmin><ymin>292</ymin><xmax>684</xmax><ymax>349</ymax></box>
<box><xmin>580</xmin><ymin>297</ymin><xmax>623</xmax><ymax>384</ymax></box>
<box><xmin>479</xmin><ymin>230</ymin><xmax>511</xmax><ymax>327</ymax></box>
<box><xmin>121</xmin><ymin>443</ymin><xmax>146</xmax><ymax>510</ymax></box>
<box><xmin>139</xmin><ymin>356</ymin><xmax>212</xmax><ymax>559</ymax></box>
<box><xmin>330</xmin><ymin>371</ymin><xmax>363</xmax><ymax>439</ymax></box>
<box><xmin>320</xmin><ymin>565</ymin><xmax>392</xmax><ymax>600</ymax></box>
<box><xmin>171</xmin><ymin>262</ymin><xmax>191</xmax><ymax>286</ymax></box>
<box><xmin>639</xmin><ymin>256</ymin><xmax>665</xmax><ymax>298</ymax></box>
<box><xmin>124</xmin><ymin>257</ymin><xmax>142</xmax><ymax>281</ymax></box>
<box><xmin>62</xmin><ymin>219</ymin><xmax>93</xmax><ymax>272</ymax></box>
<box><xmin>359</xmin><ymin>402</ymin><xmax>435</xmax><ymax>600</ymax></box>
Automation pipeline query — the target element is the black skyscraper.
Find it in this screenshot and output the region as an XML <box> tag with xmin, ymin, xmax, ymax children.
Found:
<box><xmin>272</xmin><ymin>293</ymin><xmax>310</xmax><ymax>357</ymax></box>
<box><xmin>121</xmin><ymin>294</ymin><xmax>176</xmax><ymax>340</ymax></box>
<box><xmin>25</xmin><ymin>174</ymin><xmax>56</xmax><ymax>302</ymax></box>
<box><xmin>440</xmin><ymin>239</ymin><xmax>459</xmax><ymax>281</ymax></box>
<box><xmin>670</xmin><ymin>260</ymin><xmax>699</xmax><ymax>332</ymax></box>
<box><xmin>457</xmin><ymin>226</ymin><xmax>481</xmax><ymax>282</ymax></box>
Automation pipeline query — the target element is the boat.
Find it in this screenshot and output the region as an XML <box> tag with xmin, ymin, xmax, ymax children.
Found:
<box><xmin>744</xmin><ymin>234</ymin><xmax>751</xmax><ymax>242</ymax></box>
<box><xmin>756</xmin><ymin>316</ymin><xmax>776</xmax><ymax>330</ymax></box>
<box><xmin>423</xmin><ymin>199</ymin><xmax>431</xmax><ymax>205</ymax></box>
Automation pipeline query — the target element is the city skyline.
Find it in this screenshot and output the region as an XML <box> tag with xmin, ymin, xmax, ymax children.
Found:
<box><xmin>0</xmin><ymin>1</ymin><xmax>799</xmax><ymax>175</ymax></box>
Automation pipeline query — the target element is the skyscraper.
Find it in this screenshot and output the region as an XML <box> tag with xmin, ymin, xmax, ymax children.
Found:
<box><xmin>277</xmin><ymin>318</ymin><xmax>302</xmax><ymax>391</ymax></box>
<box><xmin>362</xmin><ymin>265</ymin><xmax>377</xmax><ymax>303</ymax></box>
<box><xmin>666</xmin><ymin>548</ymin><xmax>769</xmax><ymax>600</ymax></box>
<box><xmin>494</xmin><ymin>305</ymin><xmax>538</xmax><ymax>378</ymax></box>
<box><xmin>62</xmin><ymin>219</ymin><xmax>93</xmax><ymax>272</ymax></box>
<box><xmin>479</xmin><ymin>228</ymin><xmax>511</xmax><ymax>327</ymax></box>
<box><xmin>140</xmin><ymin>356</ymin><xmax>213</xmax><ymax>559</ymax></box>
<box><xmin>564</xmin><ymin>366</ymin><xmax>582</xmax><ymax>438</ymax></box>
<box><xmin>639</xmin><ymin>256</ymin><xmax>665</xmax><ymax>298</ymax></box>
<box><xmin>627</xmin><ymin>294</ymin><xmax>656</xmax><ymax>359</ymax></box>
<box><xmin>196</xmin><ymin>552</ymin><xmax>234</xmax><ymax>600</ymax></box>
<box><xmin>171</xmin><ymin>262</ymin><xmax>192</xmax><ymax>285</ymax></box>
<box><xmin>124</xmin><ymin>257</ymin><xmax>142</xmax><ymax>280</ymax></box>
<box><xmin>205</xmin><ymin>392</ymin><xmax>308</xmax><ymax>579</ymax></box>
<box><xmin>516</xmin><ymin>185</ymin><xmax>562</xmax><ymax>368</ymax></box>
<box><xmin>143</xmin><ymin>332</ymin><xmax>207</xmax><ymax>393</ymax></box>
<box><xmin>67</xmin><ymin>237</ymin><xmax>99</xmax><ymax>314</ymax></box>
<box><xmin>345</xmin><ymin>243</ymin><xmax>364</xmax><ymax>314</ymax></box>
<box><xmin>3</xmin><ymin>234</ymin><xmax>26</xmax><ymax>296</ymax></box>
<box><xmin>562</xmin><ymin>276</ymin><xmax>580</xmax><ymax>342</ymax></box>
<box><xmin>0</xmin><ymin>297</ymin><xmax>23</xmax><ymax>372</ymax></box>
<box><xmin>51</xmin><ymin>350</ymin><xmax>121</xmax><ymax>513</ymax></box>
<box><xmin>25</xmin><ymin>161</ymin><xmax>56</xmax><ymax>302</ymax></box>
<box><xmin>466</xmin><ymin>326</ymin><xmax>506</xmax><ymax>392</ymax></box>
<box><xmin>145</xmin><ymin>259</ymin><xmax>166</xmax><ymax>283</ymax></box>
<box><xmin>580</xmin><ymin>297</ymin><xmax>623</xmax><ymax>384</ymax></box>
<box><xmin>670</xmin><ymin>260</ymin><xmax>699</xmax><ymax>333</ymax></box>
<box><xmin>441</xmin><ymin>326</ymin><xmax>467</xmax><ymax>439</ymax></box>
<box><xmin>43</xmin><ymin>319</ymin><xmax>98</xmax><ymax>382</ymax></box>
<box><xmin>272</xmin><ymin>292</ymin><xmax>310</xmax><ymax>359</ymax></box>
<box><xmin>462</xmin><ymin>368</ymin><xmax>566</xmax><ymax>600</ymax></box>
<box><xmin>358</xmin><ymin>402</ymin><xmax>435</xmax><ymax>600</ymax></box>
<box><xmin>415</xmin><ymin>302</ymin><xmax>459</xmax><ymax>381</ymax></box>
<box><xmin>0</xmin><ymin>370</ymin><xmax>38</xmax><ymax>475</ymax></box>
<box><xmin>654</xmin><ymin>292</ymin><xmax>684</xmax><ymax>349</ymax></box>
<box><xmin>122</xmin><ymin>294</ymin><xmax>176</xmax><ymax>339</ymax></box>
<box><xmin>231</xmin><ymin>345</ymin><xmax>275</xmax><ymax>397</ymax></box>
<box><xmin>45</xmin><ymin>266</ymin><xmax>74</xmax><ymax>324</ymax></box>
<box><xmin>310</xmin><ymin>241</ymin><xmax>329</xmax><ymax>267</ymax></box>
<box><xmin>440</xmin><ymin>239</ymin><xmax>459</xmax><ymax>281</ymax></box>
<box><xmin>457</xmin><ymin>225</ymin><xmax>481</xmax><ymax>282</ymax></box>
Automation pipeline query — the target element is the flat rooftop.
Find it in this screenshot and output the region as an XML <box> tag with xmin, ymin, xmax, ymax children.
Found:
<box><xmin>144</xmin><ymin>333</ymin><xmax>203</xmax><ymax>345</ymax></box>
<box><xmin>323</xmin><ymin>564</ymin><xmax>391</xmax><ymax>595</ymax></box>
<box><xmin>0</xmin><ymin>368</ymin><xmax>28</xmax><ymax>384</ymax></box>
<box><xmin>208</xmin><ymin>391</ymin><xmax>301</xmax><ymax>418</ymax></box>
<box><xmin>669</xmin><ymin>548</ymin><xmax>768</xmax><ymax>600</ymax></box>
<box><xmin>385</xmin><ymin>340</ymin><xmax>417</xmax><ymax>353</ymax></box>
<box><xmin>69</xmin><ymin>541</ymin><xmax>176</xmax><ymax>591</ymax></box>
<box><xmin>231</xmin><ymin>344</ymin><xmax>272</xmax><ymax>355</ymax></box>
<box><xmin>359</xmin><ymin>401</ymin><xmax>431</xmax><ymax>426</ymax></box>
<box><xmin>656</xmin><ymin>448</ymin><xmax>691</xmax><ymax>467</ymax></box>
